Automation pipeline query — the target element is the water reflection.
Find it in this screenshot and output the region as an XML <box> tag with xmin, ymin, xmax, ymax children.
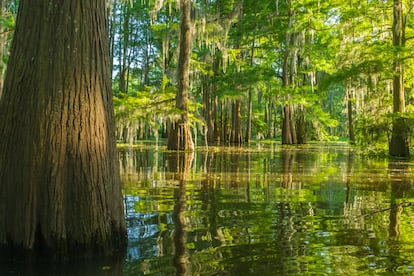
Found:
<box><xmin>166</xmin><ymin>152</ymin><xmax>193</xmax><ymax>275</ymax></box>
<box><xmin>122</xmin><ymin>145</ymin><xmax>414</xmax><ymax>275</ymax></box>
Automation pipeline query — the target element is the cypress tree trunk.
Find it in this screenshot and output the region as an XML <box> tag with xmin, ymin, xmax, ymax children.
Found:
<box><xmin>230</xmin><ymin>100</ymin><xmax>243</xmax><ymax>145</ymax></box>
<box><xmin>245</xmin><ymin>88</ymin><xmax>252</xmax><ymax>143</ymax></box>
<box><xmin>281</xmin><ymin>3</ymin><xmax>297</xmax><ymax>145</ymax></box>
<box><xmin>202</xmin><ymin>75</ymin><xmax>215</xmax><ymax>145</ymax></box>
<box><xmin>296</xmin><ymin>104</ymin><xmax>306</xmax><ymax>144</ymax></box>
<box><xmin>119</xmin><ymin>6</ymin><xmax>129</xmax><ymax>93</ymax></box>
<box><xmin>389</xmin><ymin>0</ymin><xmax>409</xmax><ymax>157</ymax></box>
<box><xmin>347</xmin><ymin>81</ymin><xmax>355</xmax><ymax>145</ymax></box>
<box><xmin>0</xmin><ymin>0</ymin><xmax>127</xmax><ymax>259</ymax></box>
<box><xmin>282</xmin><ymin>104</ymin><xmax>297</xmax><ymax>145</ymax></box>
<box><xmin>168</xmin><ymin>0</ymin><xmax>194</xmax><ymax>151</ymax></box>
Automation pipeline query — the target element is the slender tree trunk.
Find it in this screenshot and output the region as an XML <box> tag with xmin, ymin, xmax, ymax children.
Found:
<box><xmin>296</xmin><ymin>105</ymin><xmax>306</xmax><ymax>144</ymax></box>
<box><xmin>168</xmin><ymin>0</ymin><xmax>194</xmax><ymax>151</ymax></box>
<box><xmin>119</xmin><ymin>6</ymin><xmax>129</xmax><ymax>93</ymax></box>
<box><xmin>220</xmin><ymin>100</ymin><xmax>229</xmax><ymax>144</ymax></box>
<box><xmin>281</xmin><ymin>49</ymin><xmax>296</xmax><ymax>144</ymax></box>
<box><xmin>230</xmin><ymin>100</ymin><xmax>243</xmax><ymax>145</ymax></box>
<box><xmin>0</xmin><ymin>0</ymin><xmax>127</xmax><ymax>259</ymax></box>
<box><xmin>108</xmin><ymin>0</ymin><xmax>117</xmax><ymax>81</ymax></box>
<box><xmin>143</xmin><ymin>31</ymin><xmax>151</xmax><ymax>86</ymax></box>
<box><xmin>389</xmin><ymin>0</ymin><xmax>409</xmax><ymax>157</ymax></box>
<box><xmin>245</xmin><ymin>88</ymin><xmax>252</xmax><ymax>143</ymax></box>
<box><xmin>282</xmin><ymin>104</ymin><xmax>297</xmax><ymax>144</ymax></box>
<box><xmin>347</xmin><ymin>80</ymin><xmax>355</xmax><ymax>144</ymax></box>
<box><xmin>281</xmin><ymin>30</ymin><xmax>297</xmax><ymax>145</ymax></box>
<box><xmin>202</xmin><ymin>74</ymin><xmax>216</xmax><ymax>145</ymax></box>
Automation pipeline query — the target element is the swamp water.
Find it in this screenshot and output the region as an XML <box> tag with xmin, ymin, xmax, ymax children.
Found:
<box><xmin>122</xmin><ymin>144</ymin><xmax>414</xmax><ymax>275</ymax></box>
<box><xmin>2</xmin><ymin>144</ymin><xmax>414</xmax><ymax>275</ymax></box>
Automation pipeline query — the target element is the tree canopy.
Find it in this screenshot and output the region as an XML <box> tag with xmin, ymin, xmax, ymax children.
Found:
<box><xmin>1</xmin><ymin>0</ymin><xmax>414</xmax><ymax>156</ymax></box>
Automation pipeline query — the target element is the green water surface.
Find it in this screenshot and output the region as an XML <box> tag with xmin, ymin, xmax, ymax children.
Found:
<box><xmin>122</xmin><ymin>144</ymin><xmax>414</xmax><ymax>275</ymax></box>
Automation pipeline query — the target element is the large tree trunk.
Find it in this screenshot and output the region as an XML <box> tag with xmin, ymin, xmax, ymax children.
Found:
<box><xmin>0</xmin><ymin>0</ymin><xmax>127</xmax><ymax>259</ymax></box>
<box><xmin>389</xmin><ymin>0</ymin><xmax>409</xmax><ymax>157</ymax></box>
<box><xmin>167</xmin><ymin>0</ymin><xmax>194</xmax><ymax>151</ymax></box>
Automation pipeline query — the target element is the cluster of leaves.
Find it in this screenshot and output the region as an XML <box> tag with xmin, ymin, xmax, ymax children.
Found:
<box><xmin>113</xmin><ymin>76</ymin><xmax>176</xmax><ymax>132</ymax></box>
<box><xmin>0</xmin><ymin>2</ymin><xmax>17</xmax><ymax>81</ymax></box>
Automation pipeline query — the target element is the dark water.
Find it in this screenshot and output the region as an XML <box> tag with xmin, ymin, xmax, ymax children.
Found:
<box><xmin>121</xmin><ymin>144</ymin><xmax>414</xmax><ymax>275</ymax></box>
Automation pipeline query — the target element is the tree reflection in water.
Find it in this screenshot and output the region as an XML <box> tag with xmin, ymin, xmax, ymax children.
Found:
<box><xmin>388</xmin><ymin>161</ymin><xmax>411</xmax><ymax>239</ymax></box>
<box><xmin>164</xmin><ymin>152</ymin><xmax>194</xmax><ymax>275</ymax></box>
<box><xmin>122</xmin><ymin>145</ymin><xmax>414</xmax><ymax>275</ymax></box>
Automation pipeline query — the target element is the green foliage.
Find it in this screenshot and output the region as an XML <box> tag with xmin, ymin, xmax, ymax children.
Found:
<box><xmin>114</xmin><ymin>77</ymin><xmax>176</xmax><ymax>131</ymax></box>
<box><xmin>107</xmin><ymin>0</ymin><xmax>414</xmax><ymax>149</ymax></box>
<box><xmin>0</xmin><ymin>13</ymin><xmax>15</xmax><ymax>29</ymax></box>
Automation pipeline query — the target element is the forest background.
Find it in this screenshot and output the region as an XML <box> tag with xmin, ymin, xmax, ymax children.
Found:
<box><xmin>1</xmin><ymin>0</ymin><xmax>414</xmax><ymax>156</ymax></box>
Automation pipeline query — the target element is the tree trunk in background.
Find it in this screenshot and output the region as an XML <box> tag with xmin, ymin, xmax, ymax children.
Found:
<box><xmin>347</xmin><ymin>81</ymin><xmax>355</xmax><ymax>144</ymax></box>
<box><xmin>389</xmin><ymin>0</ymin><xmax>409</xmax><ymax>157</ymax></box>
<box><xmin>230</xmin><ymin>100</ymin><xmax>243</xmax><ymax>145</ymax></box>
<box><xmin>119</xmin><ymin>5</ymin><xmax>129</xmax><ymax>93</ymax></box>
<box><xmin>202</xmin><ymin>77</ymin><xmax>218</xmax><ymax>145</ymax></box>
<box><xmin>245</xmin><ymin>87</ymin><xmax>252</xmax><ymax>143</ymax></box>
<box><xmin>168</xmin><ymin>0</ymin><xmax>194</xmax><ymax>151</ymax></box>
<box><xmin>220</xmin><ymin>100</ymin><xmax>227</xmax><ymax>144</ymax></box>
<box><xmin>282</xmin><ymin>104</ymin><xmax>297</xmax><ymax>144</ymax></box>
<box><xmin>0</xmin><ymin>0</ymin><xmax>127</xmax><ymax>259</ymax></box>
<box><xmin>281</xmin><ymin>4</ymin><xmax>297</xmax><ymax>145</ymax></box>
<box><xmin>296</xmin><ymin>105</ymin><xmax>306</xmax><ymax>144</ymax></box>
<box><xmin>108</xmin><ymin>0</ymin><xmax>117</xmax><ymax>81</ymax></box>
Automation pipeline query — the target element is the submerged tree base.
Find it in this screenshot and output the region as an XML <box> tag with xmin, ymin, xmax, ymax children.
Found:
<box><xmin>0</xmin><ymin>222</ymin><xmax>127</xmax><ymax>262</ymax></box>
<box><xmin>389</xmin><ymin>118</ymin><xmax>410</xmax><ymax>158</ymax></box>
<box><xmin>168</xmin><ymin>119</ymin><xmax>194</xmax><ymax>151</ymax></box>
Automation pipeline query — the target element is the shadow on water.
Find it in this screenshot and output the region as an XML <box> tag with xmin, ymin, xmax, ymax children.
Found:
<box><xmin>0</xmin><ymin>255</ymin><xmax>125</xmax><ymax>275</ymax></box>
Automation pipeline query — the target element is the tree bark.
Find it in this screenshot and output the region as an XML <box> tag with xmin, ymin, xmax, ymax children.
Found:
<box><xmin>296</xmin><ymin>104</ymin><xmax>306</xmax><ymax>144</ymax></box>
<box><xmin>282</xmin><ymin>104</ymin><xmax>297</xmax><ymax>145</ymax></box>
<box><xmin>0</xmin><ymin>0</ymin><xmax>127</xmax><ymax>259</ymax></box>
<box><xmin>281</xmin><ymin>33</ymin><xmax>297</xmax><ymax>145</ymax></box>
<box><xmin>119</xmin><ymin>5</ymin><xmax>129</xmax><ymax>93</ymax></box>
<box><xmin>347</xmin><ymin>80</ymin><xmax>355</xmax><ymax>145</ymax></box>
<box><xmin>245</xmin><ymin>87</ymin><xmax>252</xmax><ymax>143</ymax></box>
<box><xmin>167</xmin><ymin>0</ymin><xmax>194</xmax><ymax>151</ymax></box>
<box><xmin>230</xmin><ymin>100</ymin><xmax>243</xmax><ymax>145</ymax></box>
<box><xmin>389</xmin><ymin>0</ymin><xmax>409</xmax><ymax>157</ymax></box>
